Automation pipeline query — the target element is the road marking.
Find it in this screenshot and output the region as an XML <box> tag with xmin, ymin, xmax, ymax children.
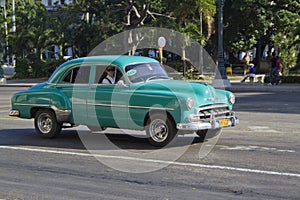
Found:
<box><xmin>248</xmin><ymin>126</ymin><xmax>278</xmax><ymax>132</ymax></box>
<box><xmin>0</xmin><ymin>106</ymin><xmax>10</xmax><ymax>109</ymax></box>
<box><xmin>217</xmin><ymin>145</ymin><xmax>295</xmax><ymax>153</ymax></box>
<box><xmin>0</xmin><ymin>145</ymin><xmax>299</xmax><ymax>178</ymax></box>
<box><xmin>0</xmin><ymin>117</ymin><xmax>32</xmax><ymax>121</ymax></box>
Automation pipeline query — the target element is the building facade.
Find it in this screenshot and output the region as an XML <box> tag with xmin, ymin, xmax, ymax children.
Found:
<box><xmin>41</xmin><ymin>0</ymin><xmax>74</xmax><ymax>10</ymax></box>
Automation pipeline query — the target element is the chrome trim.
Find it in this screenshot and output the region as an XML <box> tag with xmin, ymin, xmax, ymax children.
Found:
<box><xmin>197</xmin><ymin>110</ymin><xmax>231</xmax><ymax>119</ymax></box>
<box><xmin>56</xmin><ymin>83</ymin><xmax>90</xmax><ymax>86</ymax></box>
<box><xmin>193</xmin><ymin>104</ymin><xmax>230</xmax><ymax>120</ymax></box>
<box><xmin>127</xmin><ymin>93</ymin><xmax>174</xmax><ymax>99</ymax></box>
<box><xmin>14</xmin><ymin>103</ymin><xmax>49</xmax><ymax>107</ymax></box>
<box><xmin>50</xmin><ymin>106</ymin><xmax>71</xmax><ymax>123</ymax></box>
<box><xmin>12</xmin><ymin>103</ymin><xmax>71</xmax><ymax>123</ymax></box>
<box><xmin>9</xmin><ymin>109</ymin><xmax>20</xmax><ymax>117</ymax></box>
<box><xmin>87</xmin><ymin>103</ymin><xmax>174</xmax><ymax>111</ymax></box>
<box><xmin>128</xmin><ymin>105</ymin><xmax>174</xmax><ymax>111</ymax></box>
<box><xmin>72</xmin><ymin>102</ymin><xmax>87</xmax><ymax>105</ymax></box>
<box><xmin>88</xmin><ymin>103</ymin><xmax>127</xmax><ymax>108</ymax></box>
<box><xmin>207</xmin><ymin>97</ymin><xmax>217</xmax><ymax>101</ymax></box>
<box><xmin>195</xmin><ymin>104</ymin><xmax>229</xmax><ymax>114</ymax></box>
<box><xmin>177</xmin><ymin>115</ymin><xmax>239</xmax><ymax>131</ymax></box>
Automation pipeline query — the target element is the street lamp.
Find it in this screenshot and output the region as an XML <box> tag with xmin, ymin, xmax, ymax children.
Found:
<box><xmin>0</xmin><ymin>0</ymin><xmax>15</xmax><ymax>67</ymax></box>
<box><xmin>0</xmin><ymin>0</ymin><xmax>9</xmax><ymax>64</ymax></box>
<box><xmin>213</xmin><ymin>0</ymin><xmax>231</xmax><ymax>88</ymax></box>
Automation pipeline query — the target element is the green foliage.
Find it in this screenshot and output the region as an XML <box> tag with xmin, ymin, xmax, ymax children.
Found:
<box><xmin>1</xmin><ymin>0</ymin><xmax>300</xmax><ymax>78</ymax></box>
<box><xmin>15</xmin><ymin>56</ymin><xmax>65</xmax><ymax>79</ymax></box>
<box><xmin>264</xmin><ymin>75</ymin><xmax>300</xmax><ymax>84</ymax></box>
<box><xmin>170</xmin><ymin>0</ymin><xmax>216</xmax><ymax>44</ymax></box>
<box><xmin>224</xmin><ymin>0</ymin><xmax>300</xmax><ymax>67</ymax></box>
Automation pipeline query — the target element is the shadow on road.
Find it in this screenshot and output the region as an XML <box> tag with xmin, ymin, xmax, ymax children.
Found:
<box><xmin>0</xmin><ymin>128</ymin><xmax>204</xmax><ymax>151</ymax></box>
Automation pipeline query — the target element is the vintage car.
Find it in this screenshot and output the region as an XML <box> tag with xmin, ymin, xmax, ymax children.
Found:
<box><xmin>10</xmin><ymin>56</ymin><xmax>238</xmax><ymax>146</ymax></box>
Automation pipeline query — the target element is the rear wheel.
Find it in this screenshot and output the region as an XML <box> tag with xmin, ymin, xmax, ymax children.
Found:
<box><xmin>196</xmin><ymin>128</ymin><xmax>222</xmax><ymax>141</ymax></box>
<box><xmin>34</xmin><ymin>109</ymin><xmax>62</xmax><ymax>138</ymax></box>
<box><xmin>145</xmin><ymin>113</ymin><xmax>177</xmax><ymax>147</ymax></box>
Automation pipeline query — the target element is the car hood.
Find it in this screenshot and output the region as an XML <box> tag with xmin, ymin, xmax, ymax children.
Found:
<box><xmin>131</xmin><ymin>80</ymin><xmax>228</xmax><ymax>106</ymax></box>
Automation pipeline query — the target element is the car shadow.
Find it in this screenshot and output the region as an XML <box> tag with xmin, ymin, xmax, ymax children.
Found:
<box><xmin>0</xmin><ymin>128</ymin><xmax>203</xmax><ymax>151</ymax></box>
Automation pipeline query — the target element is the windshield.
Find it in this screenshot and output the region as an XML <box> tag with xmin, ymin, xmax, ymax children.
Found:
<box><xmin>125</xmin><ymin>62</ymin><xmax>169</xmax><ymax>83</ymax></box>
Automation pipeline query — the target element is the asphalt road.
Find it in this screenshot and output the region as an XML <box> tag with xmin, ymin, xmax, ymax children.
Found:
<box><xmin>0</xmin><ymin>87</ymin><xmax>299</xmax><ymax>200</ymax></box>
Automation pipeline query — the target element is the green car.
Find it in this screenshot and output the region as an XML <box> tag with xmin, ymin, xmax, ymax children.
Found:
<box><xmin>9</xmin><ymin>56</ymin><xmax>238</xmax><ymax>146</ymax></box>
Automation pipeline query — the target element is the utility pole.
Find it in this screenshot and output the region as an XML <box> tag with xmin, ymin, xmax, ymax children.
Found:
<box><xmin>11</xmin><ymin>0</ymin><xmax>16</xmax><ymax>67</ymax></box>
<box><xmin>213</xmin><ymin>0</ymin><xmax>231</xmax><ymax>88</ymax></box>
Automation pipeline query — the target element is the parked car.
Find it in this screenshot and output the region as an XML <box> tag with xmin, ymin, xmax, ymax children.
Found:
<box><xmin>9</xmin><ymin>56</ymin><xmax>238</xmax><ymax>146</ymax></box>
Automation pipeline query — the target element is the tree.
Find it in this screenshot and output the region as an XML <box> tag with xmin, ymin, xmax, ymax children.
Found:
<box><xmin>224</xmin><ymin>0</ymin><xmax>300</xmax><ymax>72</ymax></box>
<box><xmin>6</xmin><ymin>0</ymin><xmax>61</xmax><ymax>76</ymax></box>
<box><xmin>170</xmin><ymin>0</ymin><xmax>216</xmax><ymax>45</ymax></box>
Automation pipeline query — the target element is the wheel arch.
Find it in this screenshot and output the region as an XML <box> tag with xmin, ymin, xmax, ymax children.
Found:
<box><xmin>143</xmin><ymin>109</ymin><xmax>176</xmax><ymax>128</ymax></box>
<box><xmin>31</xmin><ymin>107</ymin><xmax>56</xmax><ymax>120</ymax></box>
<box><xmin>30</xmin><ymin>106</ymin><xmax>70</xmax><ymax>123</ymax></box>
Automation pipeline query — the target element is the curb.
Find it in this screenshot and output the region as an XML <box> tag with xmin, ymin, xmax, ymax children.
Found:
<box><xmin>0</xmin><ymin>83</ymin><xmax>37</xmax><ymax>87</ymax></box>
<box><xmin>227</xmin><ymin>83</ymin><xmax>300</xmax><ymax>93</ymax></box>
<box><xmin>227</xmin><ymin>87</ymin><xmax>300</xmax><ymax>93</ymax></box>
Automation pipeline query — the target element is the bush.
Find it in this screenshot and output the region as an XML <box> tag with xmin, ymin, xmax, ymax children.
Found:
<box><xmin>264</xmin><ymin>75</ymin><xmax>300</xmax><ymax>84</ymax></box>
<box><xmin>15</xmin><ymin>57</ymin><xmax>65</xmax><ymax>79</ymax></box>
<box><xmin>15</xmin><ymin>58</ymin><xmax>33</xmax><ymax>79</ymax></box>
<box><xmin>165</xmin><ymin>61</ymin><xmax>184</xmax><ymax>72</ymax></box>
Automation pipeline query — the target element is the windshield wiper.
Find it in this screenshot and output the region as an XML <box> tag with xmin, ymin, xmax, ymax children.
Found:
<box><xmin>146</xmin><ymin>76</ymin><xmax>170</xmax><ymax>82</ymax></box>
<box><xmin>146</xmin><ymin>76</ymin><xmax>157</xmax><ymax>82</ymax></box>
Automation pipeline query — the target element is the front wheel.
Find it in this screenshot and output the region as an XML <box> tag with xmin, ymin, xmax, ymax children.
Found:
<box><xmin>34</xmin><ymin>109</ymin><xmax>62</xmax><ymax>138</ymax></box>
<box><xmin>145</xmin><ymin>113</ymin><xmax>177</xmax><ymax>147</ymax></box>
<box><xmin>196</xmin><ymin>128</ymin><xmax>222</xmax><ymax>141</ymax></box>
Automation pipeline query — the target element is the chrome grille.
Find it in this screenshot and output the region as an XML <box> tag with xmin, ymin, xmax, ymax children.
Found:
<box><xmin>195</xmin><ymin>104</ymin><xmax>230</xmax><ymax>119</ymax></box>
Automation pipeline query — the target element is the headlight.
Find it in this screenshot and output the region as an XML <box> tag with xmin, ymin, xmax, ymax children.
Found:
<box><xmin>186</xmin><ymin>97</ymin><xmax>194</xmax><ymax>110</ymax></box>
<box><xmin>228</xmin><ymin>93</ymin><xmax>235</xmax><ymax>105</ymax></box>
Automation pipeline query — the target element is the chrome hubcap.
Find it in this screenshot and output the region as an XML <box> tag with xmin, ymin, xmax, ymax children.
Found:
<box><xmin>149</xmin><ymin>119</ymin><xmax>168</xmax><ymax>142</ymax></box>
<box><xmin>38</xmin><ymin>113</ymin><xmax>53</xmax><ymax>134</ymax></box>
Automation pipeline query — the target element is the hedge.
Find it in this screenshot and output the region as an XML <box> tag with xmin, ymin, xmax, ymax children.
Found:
<box><xmin>264</xmin><ymin>75</ymin><xmax>300</xmax><ymax>84</ymax></box>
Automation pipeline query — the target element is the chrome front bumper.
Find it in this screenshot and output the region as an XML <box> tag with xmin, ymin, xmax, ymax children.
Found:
<box><xmin>177</xmin><ymin>115</ymin><xmax>239</xmax><ymax>131</ymax></box>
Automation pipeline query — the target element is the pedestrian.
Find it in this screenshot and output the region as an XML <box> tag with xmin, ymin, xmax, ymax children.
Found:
<box><xmin>269</xmin><ymin>52</ymin><xmax>279</xmax><ymax>85</ymax></box>
<box><xmin>242</xmin><ymin>53</ymin><xmax>251</xmax><ymax>75</ymax></box>
<box><xmin>275</xmin><ymin>56</ymin><xmax>282</xmax><ymax>84</ymax></box>
<box><xmin>240</xmin><ymin>63</ymin><xmax>255</xmax><ymax>83</ymax></box>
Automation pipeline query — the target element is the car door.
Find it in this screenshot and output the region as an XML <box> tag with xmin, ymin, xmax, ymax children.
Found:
<box><xmin>87</xmin><ymin>65</ymin><xmax>129</xmax><ymax>128</ymax></box>
<box><xmin>56</xmin><ymin>65</ymin><xmax>91</xmax><ymax>124</ymax></box>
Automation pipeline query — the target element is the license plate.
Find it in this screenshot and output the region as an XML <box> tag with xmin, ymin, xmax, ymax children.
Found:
<box><xmin>219</xmin><ymin>118</ymin><xmax>228</xmax><ymax>127</ymax></box>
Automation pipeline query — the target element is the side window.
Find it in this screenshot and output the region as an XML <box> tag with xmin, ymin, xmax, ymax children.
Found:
<box><xmin>94</xmin><ymin>65</ymin><xmax>106</xmax><ymax>84</ymax></box>
<box><xmin>62</xmin><ymin>66</ymin><xmax>90</xmax><ymax>84</ymax></box>
<box><xmin>94</xmin><ymin>65</ymin><xmax>124</xmax><ymax>84</ymax></box>
<box><xmin>62</xmin><ymin>69</ymin><xmax>72</xmax><ymax>83</ymax></box>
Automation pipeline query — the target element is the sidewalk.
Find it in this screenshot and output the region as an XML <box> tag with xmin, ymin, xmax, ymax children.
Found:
<box><xmin>0</xmin><ymin>78</ymin><xmax>48</xmax><ymax>88</ymax></box>
<box><xmin>1</xmin><ymin>77</ymin><xmax>300</xmax><ymax>92</ymax></box>
<box><xmin>228</xmin><ymin>82</ymin><xmax>300</xmax><ymax>92</ymax></box>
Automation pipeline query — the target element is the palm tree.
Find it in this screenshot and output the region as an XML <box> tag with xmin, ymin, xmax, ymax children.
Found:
<box><xmin>172</xmin><ymin>0</ymin><xmax>216</xmax><ymax>44</ymax></box>
<box><xmin>171</xmin><ymin>0</ymin><xmax>216</xmax><ymax>74</ymax></box>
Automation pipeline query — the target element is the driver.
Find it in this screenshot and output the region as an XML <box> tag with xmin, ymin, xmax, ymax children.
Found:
<box><xmin>102</xmin><ymin>66</ymin><xmax>116</xmax><ymax>84</ymax></box>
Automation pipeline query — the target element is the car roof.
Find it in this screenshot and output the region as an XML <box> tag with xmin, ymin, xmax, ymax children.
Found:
<box><xmin>65</xmin><ymin>55</ymin><xmax>158</xmax><ymax>69</ymax></box>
